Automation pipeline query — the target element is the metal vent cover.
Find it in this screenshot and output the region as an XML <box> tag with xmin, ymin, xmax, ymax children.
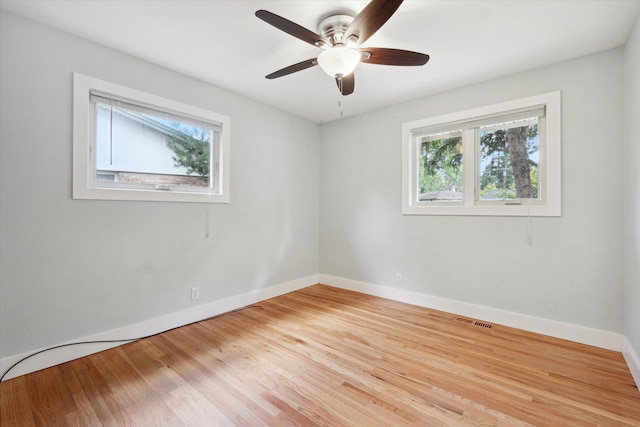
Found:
<box><xmin>474</xmin><ymin>321</ymin><xmax>493</xmax><ymax>329</ymax></box>
<box><xmin>456</xmin><ymin>317</ymin><xmax>493</xmax><ymax>329</ymax></box>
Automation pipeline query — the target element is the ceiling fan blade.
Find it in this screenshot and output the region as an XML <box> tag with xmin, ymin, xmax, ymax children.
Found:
<box><xmin>344</xmin><ymin>0</ymin><xmax>404</xmax><ymax>46</ymax></box>
<box><xmin>266</xmin><ymin>58</ymin><xmax>318</xmax><ymax>79</ymax></box>
<box><xmin>336</xmin><ymin>74</ymin><xmax>355</xmax><ymax>96</ymax></box>
<box><xmin>360</xmin><ymin>48</ymin><xmax>429</xmax><ymax>66</ymax></box>
<box><xmin>256</xmin><ymin>10</ymin><xmax>329</xmax><ymax>48</ymax></box>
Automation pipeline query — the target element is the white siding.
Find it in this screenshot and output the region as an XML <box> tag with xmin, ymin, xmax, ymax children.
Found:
<box><xmin>95</xmin><ymin>105</ymin><xmax>190</xmax><ymax>175</ymax></box>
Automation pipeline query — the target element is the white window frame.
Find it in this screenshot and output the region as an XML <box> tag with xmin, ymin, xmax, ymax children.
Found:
<box><xmin>402</xmin><ymin>91</ymin><xmax>561</xmax><ymax>216</ymax></box>
<box><xmin>73</xmin><ymin>73</ymin><xmax>230</xmax><ymax>203</ymax></box>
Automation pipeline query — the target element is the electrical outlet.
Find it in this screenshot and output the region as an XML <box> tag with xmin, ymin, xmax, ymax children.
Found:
<box><xmin>395</xmin><ymin>273</ymin><xmax>402</xmax><ymax>284</ymax></box>
<box><xmin>191</xmin><ymin>286</ymin><xmax>200</xmax><ymax>300</ymax></box>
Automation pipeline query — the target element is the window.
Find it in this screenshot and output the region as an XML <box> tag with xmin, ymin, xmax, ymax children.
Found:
<box><xmin>73</xmin><ymin>73</ymin><xmax>230</xmax><ymax>203</ymax></box>
<box><xmin>402</xmin><ymin>92</ymin><xmax>561</xmax><ymax>216</ymax></box>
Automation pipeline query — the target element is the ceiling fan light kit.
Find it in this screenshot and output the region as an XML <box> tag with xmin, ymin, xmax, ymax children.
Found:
<box><xmin>317</xmin><ymin>47</ymin><xmax>361</xmax><ymax>78</ymax></box>
<box><xmin>256</xmin><ymin>0</ymin><xmax>429</xmax><ymax>96</ymax></box>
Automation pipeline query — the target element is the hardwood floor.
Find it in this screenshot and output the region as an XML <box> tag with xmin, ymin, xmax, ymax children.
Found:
<box><xmin>1</xmin><ymin>284</ymin><xmax>639</xmax><ymax>426</ymax></box>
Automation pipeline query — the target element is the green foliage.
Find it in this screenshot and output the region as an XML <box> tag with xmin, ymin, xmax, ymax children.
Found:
<box><xmin>419</xmin><ymin>163</ymin><xmax>463</xmax><ymax>194</ymax></box>
<box><xmin>530</xmin><ymin>166</ymin><xmax>538</xmax><ymax>198</ymax></box>
<box><xmin>480</xmin><ymin>182</ymin><xmax>517</xmax><ymax>199</ymax></box>
<box><xmin>419</xmin><ymin>136</ymin><xmax>463</xmax><ymax>194</ymax></box>
<box><xmin>422</xmin><ymin>137</ymin><xmax>462</xmax><ymax>174</ymax></box>
<box><xmin>166</xmin><ymin>129</ymin><xmax>210</xmax><ymax>181</ymax></box>
<box><xmin>480</xmin><ymin>149</ymin><xmax>515</xmax><ymax>192</ymax></box>
<box><xmin>479</xmin><ymin>124</ymin><xmax>538</xmax><ymax>199</ymax></box>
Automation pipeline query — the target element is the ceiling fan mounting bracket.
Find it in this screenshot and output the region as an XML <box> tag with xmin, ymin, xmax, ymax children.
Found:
<box><xmin>318</xmin><ymin>14</ymin><xmax>355</xmax><ymax>46</ymax></box>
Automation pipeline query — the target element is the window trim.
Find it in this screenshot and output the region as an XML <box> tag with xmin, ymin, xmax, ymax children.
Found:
<box><xmin>402</xmin><ymin>91</ymin><xmax>561</xmax><ymax>216</ymax></box>
<box><xmin>73</xmin><ymin>73</ymin><xmax>230</xmax><ymax>203</ymax></box>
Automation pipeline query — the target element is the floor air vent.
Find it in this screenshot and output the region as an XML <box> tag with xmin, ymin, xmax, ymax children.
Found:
<box><xmin>456</xmin><ymin>317</ymin><xmax>493</xmax><ymax>329</ymax></box>
<box><xmin>473</xmin><ymin>321</ymin><xmax>493</xmax><ymax>329</ymax></box>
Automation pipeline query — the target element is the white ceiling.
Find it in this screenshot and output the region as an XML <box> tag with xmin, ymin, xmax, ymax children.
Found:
<box><xmin>2</xmin><ymin>0</ymin><xmax>639</xmax><ymax>123</ymax></box>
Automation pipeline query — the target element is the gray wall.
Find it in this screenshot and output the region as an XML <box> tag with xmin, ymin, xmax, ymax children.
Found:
<box><xmin>624</xmin><ymin>13</ymin><xmax>640</xmax><ymax>358</ymax></box>
<box><xmin>320</xmin><ymin>49</ymin><xmax>625</xmax><ymax>333</ymax></box>
<box><xmin>0</xmin><ymin>12</ymin><xmax>320</xmax><ymax>358</ymax></box>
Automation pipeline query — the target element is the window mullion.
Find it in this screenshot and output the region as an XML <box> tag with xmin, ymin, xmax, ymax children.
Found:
<box><xmin>412</xmin><ymin>135</ymin><xmax>421</xmax><ymax>204</ymax></box>
<box><xmin>462</xmin><ymin>129</ymin><xmax>476</xmax><ymax>207</ymax></box>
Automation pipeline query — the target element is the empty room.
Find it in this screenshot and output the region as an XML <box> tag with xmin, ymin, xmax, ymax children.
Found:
<box><xmin>1</xmin><ymin>0</ymin><xmax>639</xmax><ymax>425</ymax></box>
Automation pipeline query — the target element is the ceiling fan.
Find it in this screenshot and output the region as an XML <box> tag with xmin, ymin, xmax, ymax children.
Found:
<box><xmin>256</xmin><ymin>0</ymin><xmax>429</xmax><ymax>96</ymax></box>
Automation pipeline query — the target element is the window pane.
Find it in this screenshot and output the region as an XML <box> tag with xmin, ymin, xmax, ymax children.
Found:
<box><xmin>94</xmin><ymin>103</ymin><xmax>212</xmax><ymax>188</ymax></box>
<box><xmin>479</xmin><ymin>120</ymin><xmax>539</xmax><ymax>200</ymax></box>
<box><xmin>418</xmin><ymin>133</ymin><xmax>463</xmax><ymax>201</ymax></box>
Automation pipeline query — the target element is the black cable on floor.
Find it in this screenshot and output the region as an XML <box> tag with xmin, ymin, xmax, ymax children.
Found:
<box><xmin>0</xmin><ymin>305</ymin><xmax>263</xmax><ymax>382</ymax></box>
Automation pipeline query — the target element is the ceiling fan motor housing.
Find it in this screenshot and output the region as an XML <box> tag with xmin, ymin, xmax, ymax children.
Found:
<box><xmin>318</xmin><ymin>15</ymin><xmax>355</xmax><ymax>46</ymax></box>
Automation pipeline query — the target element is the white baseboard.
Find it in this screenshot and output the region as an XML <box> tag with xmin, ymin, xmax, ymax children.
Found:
<box><xmin>319</xmin><ymin>274</ymin><xmax>624</xmax><ymax>352</ymax></box>
<box><xmin>622</xmin><ymin>336</ymin><xmax>640</xmax><ymax>390</ymax></box>
<box><xmin>5</xmin><ymin>274</ymin><xmax>637</xmax><ymax>392</ymax></box>
<box><xmin>0</xmin><ymin>275</ymin><xmax>318</xmax><ymax>382</ymax></box>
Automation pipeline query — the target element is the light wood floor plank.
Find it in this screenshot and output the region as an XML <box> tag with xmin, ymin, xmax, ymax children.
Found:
<box><xmin>0</xmin><ymin>376</ymin><xmax>36</xmax><ymax>426</ymax></box>
<box><xmin>1</xmin><ymin>284</ymin><xmax>639</xmax><ymax>426</ymax></box>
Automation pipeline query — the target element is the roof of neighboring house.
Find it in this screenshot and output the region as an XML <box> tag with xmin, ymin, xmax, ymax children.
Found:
<box><xmin>98</xmin><ymin>103</ymin><xmax>188</xmax><ymax>140</ymax></box>
<box><xmin>419</xmin><ymin>190</ymin><xmax>462</xmax><ymax>201</ymax></box>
